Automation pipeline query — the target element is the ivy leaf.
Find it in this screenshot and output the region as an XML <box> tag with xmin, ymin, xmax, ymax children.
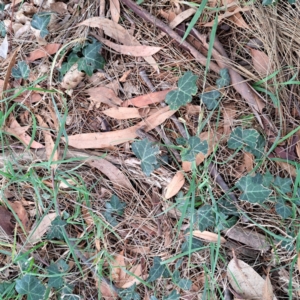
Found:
<box><xmin>165</xmin><ymin>71</ymin><xmax>198</xmax><ymax>110</ymax></box>
<box><xmin>181</xmin><ymin>236</ymin><xmax>203</xmax><ymax>253</ymax></box>
<box><xmin>262</xmin><ymin>0</ymin><xmax>275</xmax><ymax>5</ymax></box>
<box><xmin>228</xmin><ymin>127</ymin><xmax>259</xmax><ymax>150</ymax></box>
<box><xmin>245</xmin><ymin>134</ymin><xmax>265</xmax><ymax>158</ymax></box>
<box><xmin>163</xmin><ymin>290</ymin><xmax>180</xmax><ymax>300</ymax></box>
<box><xmin>216</xmin><ymin>68</ymin><xmax>230</xmax><ymax>88</ymax></box>
<box><xmin>103</xmin><ymin>211</ymin><xmax>118</xmax><ymax>227</ymax></box>
<box><xmin>150</xmin><ymin>297</ymin><xmax>158</xmax><ymax>300</ymax></box>
<box><xmin>0</xmin><ymin>21</ymin><xmax>6</xmax><ymax>37</ymax></box>
<box><xmin>77</xmin><ymin>40</ymin><xmax>105</xmax><ymax>76</ymax></box>
<box><xmin>197</xmin><ymin>204</ymin><xmax>215</xmax><ymax>231</ymax></box>
<box><xmin>12</xmin><ymin>61</ymin><xmax>30</xmax><ymax>79</ymax></box>
<box><xmin>0</xmin><ymin>3</ymin><xmax>4</xmax><ymax>11</ymax></box>
<box><xmin>46</xmin><ymin>259</ymin><xmax>69</xmax><ymax>289</ymax></box>
<box><xmin>132</xmin><ymin>139</ymin><xmax>160</xmax><ymax>176</ymax></box>
<box><xmin>105</xmin><ymin>195</ymin><xmax>126</xmax><ymax>215</ymax></box>
<box><xmin>217</xmin><ymin>199</ymin><xmax>238</xmax><ymax>216</ymax></box>
<box><xmin>118</xmin><ymin>283</ymin><xmax>140</xmax><ymax>300</ymax></box>
<box><xmin>47</xmin><ymin>217</ymin><xmax>67</xmax><ymax>240</ymax></box>
<box><xmin>177</xmin><ymin>278</ymin><xmax>192</xmax><ymax>290</ymax></box>
<box><xmin>181</xmin><ymin>136</ymin><xmax>208</xmax><ymax>162</ymax></box>
<box><xmin>273</xmin><ymin>176</ymin><xmax>293</xmax><ymax>194</ymax></box>
<box><xmin>60</xmin><ymin>52</ymin><xmax>80</xmax><ymax>78</ymax></box>
<box><xmin>15</xmin><ymin>275</ymin><xmax>46</xmax><ymax>300</ymax></box>
<box><xmin>31</xmin><ymin>12</ymin><xmax>51</xmax><ymax>38</ymax></box>
<box><xmin>275</xmin><ymin>198</ymin><xmax>292</xmax><ymax>219</ymax></box>
<box><xmin>261</xmin><ymin>170</ymin><xmax>273</xmax><ymax>187</ymax></box>
<box><xmin>0</xmin><ymin>281</ymin><xmax>16</xmax><ymax>298</ymax></box>
<box><xmin>176</xmin><ymin>137</ymin><xmax>187</xmax><ymax>146</ymax></box>
<box><xmin>200</xmin><ymin>90</ymin><xmax>221</xmax><ymax>110</ymax></box>
<box><xmin>148</xmin><ymin>257</ymin><xmax>169</xmax><ymax>282</ymax></box>
<box><xmin>236</xmin><ymin>174</ymin><xmax>272</xmax><ymax>204</ymax></box>
<box><xmin>58</xmin><ymin>284</ymin><xmax>75</xmax><ymax>300</ymax></box>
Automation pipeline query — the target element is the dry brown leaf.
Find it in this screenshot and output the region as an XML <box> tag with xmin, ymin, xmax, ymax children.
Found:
<box><xmin>186</xmin><ymin>104</ymin><xmax>201</xmax><ymax>116</ymax></box>
<box><xmin>99</xmin><ymin>280</ymin><xmax>118</xmax><ymax>300</ymax></box>
<box><xmin>5</xmin><ymin>115</ymin><xmax>44</xmax><ymax>149</ymax></box>
<box><xmin>122</xmin><ymin>90</ymin><xmax>171</xmax><ymax>107</ymax></box>
<box><xmin>28</xmin><ymin>212</ymin><xmax>57</xmax><ymax>244</ymax></box>
<box><xmin>169</xmin><ymin>8</ymin><xmax>196</xmax><ymax>29</ymax></box>
<box><xmin>15</xmin><ymin>23</ymin><xmax>31</xmax><ymax>38</ymax></box>
<box><xmin>86</xmin><ymin>86</ymin><xmax>123</xmax><ymax>108</ymax></box>
<box><xmin>235</xmin><ymin>152</ymin><xmax>254</xmax><ymax>177</ymax></box>
<box><xmin>119</xmin><ymin>70</ymin><xmax>132</xmax><ymax>82</ymax></box>
<box><xmin>296</xmin><ymin>143</ymin><xmax>300</xmax><ymax>158</ymax></box>
<box><xmin>36</xmin><ymin>115</ymin><xmax>59</xmax><ymax>168</ymax></box>
<box><xmin>204</xmin><ymin>6</ymin><xmax>250</xmax><ymax>27</ymax></box>
<box><xmin>13</xmin><ymin>92</ymin><xmax>42</xmax><ymax>104</ymax></box>
<box><xmin>26</xmin><ymin>43</ymin><xmax>61</xmax><ymax>62</ymax></box>
<box><xmin>275</xmin><ymin>160</ymin><xmax>297</xmax><ymax>177</ymax></box>
<box><xmin>102</xmin><ymin>107</ymin><xmax>150</xmax><ymax>120</ymax></box>
<box><xmin>165</xmin><ymin>171</ymin><xmax>185</xmax><ymax>199</ymax></box>
<box><xmin>111</xmin><ymin>251</ymin><xmax>127</xmax><ymax>285</ymax></box>
<box><xmin>127</xmin><ymin>245</ymin><xmax>150</xmax><ymax>254</ymax></box>
<box><xmin>78</xmin><ymin>18</ymin><xmax>159</xmax><ymax>72</ymax></box>
<box><xmin>297</xmin><ymin>252</ymin><xmax>300</xmax><ymax>272</ymax></box>
<box><xmin>87</xmin><ymin>158</ymin><xmax>134</xmax><ymax>191</ymax></box>
<box><xmin>9</xmin><ymin>201</ymin><xmax>29</xmax><ymax>231</ymax></box>
<box><xmin>262</xmin><ymin>272</ymin><xmax>274</xmax><ymax>300</ymax></box>
<box><xmin>222</xmin><ymin>103</ymin><xmax>236</xmax><ymax>135</ymax></box>
<box><xmin>110</xmin><ymin>0</ymin><xmax>120</xmax><ymax>23</ymax></box>
<box><xmin>228</xmin><ymin>11</ymin><xmax>249</xmax><ymax>28</ymax></box>
<box><xmin>227</xmin><ymin>258</ymin><xmax>277</xmax><ymax>300</ymax></box>
<box><xmin>61</xmin><ymin>63</ymin><xmax>85</xmax><ymax>90</ymax></box>
<box><xmin>96</xmin><ymin>37</ymin><xmax>162</xmax><ymax>57</ymax></box>
<box><xmin>192</xmin><ymin>230</ymin><xmax>226</xmax><ymax>243</ymax></box>
<box><xmin>81</xmin><ymin>206</ymin><xmax>93</xmax><ymax>227</ymax></box>
<box><xmin>224</xmin><ymin>226</ymin><xmax>270</xmax><ymax>251</ymax></box>
<box><xmin>64</xmin><ymin>106</ymin><xmax>175</xmax><ymax>149</ymax></box>
<box><xmin>183</xmin><ymin>130</ymin><xmax>223</xmax><ymax>172</ymax></box>
<box><xmin>31</xmin><ymin>27</ymin><xmax>47</xmax><ymax>45</ymax></box>
<box><xmin>250</xmin><ymin>48</ymin><xmax>270</xmax><ymax>76</ymax></box>
<box><xmin>50</xmin><ymin>2</ymin><xmax>68</xmax><ymax>14</ymax></box>
<box><xmin>0</xmin><ymin>206</ymin><xmax>14</xmax><ymax>236</ymax></box>
<box><xmin>121</xmin><ymin>264</ymin><xmax>148</xmax><ymax>288</ymax></box>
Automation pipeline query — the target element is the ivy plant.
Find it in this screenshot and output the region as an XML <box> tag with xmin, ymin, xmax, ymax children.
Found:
<box><xmin>60</xmin><ymin>38</ymin><xmax>105</xmax><ymax>78</ymax></box>
<box><xmin>180</xmin><ymin>136</ymin><xmax>208</xmax><ymax>162</ymax></box>
<box><xmin>12</xmin><ymin>61</ymin><xmax>30</xmax><ymax>80</ymax></box>
<box><xmin>165</xmin><ymin>71</ymin><xmax>198</xmax><ymax>110</ymax></box>
<box><xmin>15</xmin><ymin>275</ymin><xmax>46</xmax><ymax>300</ymax></box>
<box><xmin>118</xmin><ymin>283</ymin><xmax>141</xmax><ymax>300</ymax></box>
<box><xmin>47</xmin><ymin>217</ymin><xmax>67</xmax><ymax>240</ymax></box>
<box><xmin>103</xmin><ymin>194</ymin><xmax>126</xmax><ymax>227</ymax></box>
<box><xmin>31</xmin><ymin>12</ymin><xmax>52</xmax><ymax>38</ymax></box>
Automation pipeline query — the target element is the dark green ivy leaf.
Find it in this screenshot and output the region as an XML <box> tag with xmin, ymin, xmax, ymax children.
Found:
<box><xmin>0</xmin><ymin>281</ymin><xmax>16</xmax><ymax>298</ymax></box>
<box><xmin>15</xmin><ymin>275</ymin><xmax>46</xmax><ymax>300</ymax></box>
<box><xmin>197</xmin><ymin>204</ymin><xmax>215</xmax><ymax>231</ymax></box>
<box><xmin>132</xmin><ymin>139</ymin><xmax>160</xmax><ymax>176</ymax></box>
<box><xmin>236</xmin><ymin>174</ymin><xmax>272</xmax><ymax>204</ymax></box>
<box><xmin>273</xmin><ymin>176</ymin><xmax>293</xmax><ymax>194</ymax></box>
<box><xmin>262</xmin><ymin>0</ymin><xmax>275</xmax><ymax>5</ymax></box>
<box><xmin>177</xmin><ymin>278</ymin><xmax>192</xmax><ymax>290</ymax></box>
<box><xmin>216</xmin><ymin>68</ymin><xmax>230</xmax><ymax>88</ymax></box>
<box><xmin>200</xmin><ymin>90</ymin><xmax>221</xmax><ymax>110</ymax></box>
<box><xmin>275</xmin><ymin>198</ymin><xmax>292</xmax><ymax>219</ymax></box>
<box><xmin>165</xmin><ymin>71</ymin><xmax>198</xmax><ymax>110</ymax></box>
<box><xmin>77</xmin><ymin>40</ymin><xmax>105</xmax><ymax>76</ymax></box>
<box><xmin>46</xmin><ymin>259</ymin><xmax>69</xmax><ymax>289</ymax></box>
<box><xmin>148</xmin><ymin>257</ymin><xmax>169</xmax><ymax>282</ymax></box>
<box><xmin>31</xmin><ymin>12</ymin><xmax>51</xmax><ymax>38</ymax></box>
<box><xmin>181</xmin><ymin>236</ymin><xmax>203</xmax><ymax>253</ymax></box>
<box><xmin>47</xmin><ymin>217</ymin><xmax>67</xmax><ymax>240</ymax></box>
<box><xmin>105</xmin><ymin>194</ymin><xmax>126</xmax><ymax>215</ymax></box>
<box><xmin>118</xmin><ymin>283</ymin><xmax>141</xmax><ymax>300</ymax></box>
<box><xmin>12</xmin><ymin>61</ymin><xmax>30</xmax><ymax>79</ymax></box>
<box><xmin>0</xmin><ymin>2</ymin><xmax>5</xmax><ymax>11</ymax></box>
<box><xmin>181</xmin><ymin>136</ymin><xmax>208</xmax><ymax>162</ymax></box>
<box><xmin>228</xmin><ymin>126</ymin><xmax>259</xmax><ymax>150</ymax></box>
<box><xmin>59</xmin><ymin>52</ymin><xmax>80</xmax><ymax>78</ymax></box>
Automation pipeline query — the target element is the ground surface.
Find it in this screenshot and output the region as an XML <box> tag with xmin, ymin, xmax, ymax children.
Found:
<box><xmin>0</xmin><ymin>0</ymin><xmax>300</xmax><ymax>299</ymax></box>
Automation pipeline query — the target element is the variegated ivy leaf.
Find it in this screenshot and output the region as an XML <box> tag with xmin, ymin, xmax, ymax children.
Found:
<box><xmin>216</xmin><ymin>68</ymin><xmax>230</xmax><ymax>88</ymax></box>
<box><xmin>148</xmin><ymin>257</ymin><xmax>170</xmax><ymax>283</ymax></box>
<box><xmin>236</xmin><ymin>174</ymin><xmax>272</xmax><ymax>204</ymax></box>
<box><xmin>228</xmin><ymin>127</ymin><xmax>259</xmax><ymax>150</ymax></box>
<box><xmin>165</xmin><ymin>71</ymin><xmax>198</xmax><ymax>110</ymax></box>
<box><xmin>31</xmin><ymin>12</ymin><xmax>51</xmax><ymax>38</ymax></box>
<box><xmin>12</xmin><ymin>61</ymin><xmax>30</xmax><ymax>79</ymax></box>
<box><xmin>16</xmin><ymin>275</ymin><xmax>46</xmax><ymax>300</ymax></box>
<box><xmin>181</xmin><ymin>136</ymin><xmax>208</xmax><ymax>162</ymax></box>
<box><xmin>132</xmin><ymin>139</ymin><xmax>160</xmax><ymax>176</ymax></box>
<box><xmin>272</xmin><ymin>176</ymin><xmax>293</xmax><ymax>194</ymax></box>
<box><xmin>200</xmin><ymin>90</ymin><xmax>221</xmax><ymax>110</ymax></box>
<box><xmin>275</xmin><ymin>198</ymin><xmax>292</xmax><ymax>219</ymax></box>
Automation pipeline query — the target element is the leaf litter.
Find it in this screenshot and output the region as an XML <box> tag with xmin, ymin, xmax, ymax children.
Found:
<box><xmin>0</xmin><ymin>0</ymin><xmax>299</xmax><ymax>299</ymax></box>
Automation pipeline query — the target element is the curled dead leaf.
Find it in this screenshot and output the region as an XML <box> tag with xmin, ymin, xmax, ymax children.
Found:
<box><xmin>192</xmin><ymin>230</ymin><xmax>226</xmax><ymax>243</ymax></box>
<box><xmin>61</xmin><ymin>63</ymin><xmax>85</xmax><ymax>90</ymax></box>
<box><xmin>165</xmin><ymin>171</ymin><xmax>185</xmax><ymax>199</ymax></box>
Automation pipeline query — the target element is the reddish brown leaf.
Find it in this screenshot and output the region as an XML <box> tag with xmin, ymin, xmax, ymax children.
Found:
<box><xmin>111</xmin><ymin>251</ymin><xmax>127</xmax><ymax>285</ymax></box>
<box><xmin>122</xmin><ymin>90</ymin><xmax>171</xmax><ymax>107</ymax></box>
<box><xmin>86</xmin><ymin>86</ymin><xmax>123</xmax><ymax>108</ymax></box>
<box><xmin>99</xmin><ymin>280</ymin><xmax>118</xmax><ymax>300</ymax></box>
<box><xmin>0</xmin><ymin>206</ymin><xmax>14</xmax><ymax>236</ymax></box>
<box><xmin>64</xmin><ymin>106</ymin><xmax>175</xmax><ymax>149</ymax></box>
<box><xmin>26</xmin><ymin>44</ymin><xmax>61</xmax><ymax>62</ymax></box>
<box><xmin>102</xmin><ymin>107</ymin><xmax>150</xmax><ymax>120</ymax></box>
<box><xmin>222</xmin><ymin>103</ymin><xmax>236</xmax><ymax>135</ymax></box>
<box><xmin>262</xmin><ymin>272</ymin><xmax>274</xmax><ymax>300</ymax></box>
<box><xmin>250</xmin><ymin>48</ymin><xmax>270</xmax><ymax>76</ymax></box>
<box><xmin>165</xmin><ymin>171</ymin><xmax>185</xmax><ymax>199</ymax></box>
<box><xmin>110</xmin><ymin>0</ymin><xmax>120</xmax><ymax>23</ymax></box>
<box><xmin>9</xmin><ymin>201</ymin><xmax>29</xmax><ymax>231</ymax></box>
<box><xmin>5</xmin><ymin>115</ymin><xmax>44</xmax><ymax>149</ymax></box>
<box><xmin>50</xmin><ymin>2</ymin><xmax>68</xmax><ymax>14</ymax></box>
